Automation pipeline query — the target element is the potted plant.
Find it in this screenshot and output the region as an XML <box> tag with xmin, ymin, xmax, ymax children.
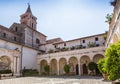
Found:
<box><xmin>87</xmin><ymin>42</ymin><xmax>96</xmax><ymax>48</ymax></box>
<box><xmin>64</xmin><ymin>64</ymin><xmax>70</xmax><ymax>75</ymax></box>
<box><xmin>48</xmin><ymin>49</ymin><xmax>54</xmax><ymax>53</ymax></box>
<box><xmin>88</xmin><ymin>62</ymin><xmax>97</xmax><ymax>76</ymax></box>
<box><xmin>98</xmin><ymin>58</ymin><xmax>107</xmax><ymax>80</ymax></box>
<box><xmin>55</xmin><ymin>48</ymin><xmax>60</xmax><ymax>52</ymax></box>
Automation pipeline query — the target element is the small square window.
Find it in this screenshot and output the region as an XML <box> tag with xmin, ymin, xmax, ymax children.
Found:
<box><xmin>83</xmin><ymin>40</ymin><xmax>85</xmax><ymax>43</ymax></box>
<box><xmin>95</xmin><ymin>37</ymin><xmax>98</xmax><ymax>41</ymax></box>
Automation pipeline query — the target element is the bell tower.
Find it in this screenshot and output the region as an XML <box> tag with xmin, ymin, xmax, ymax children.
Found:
<box><xmin>20</xmin><ymin>4</ymin><xmax>37</xmax><ymax>30</ymax></box>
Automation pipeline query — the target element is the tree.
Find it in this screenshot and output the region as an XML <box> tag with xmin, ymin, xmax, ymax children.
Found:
<box><xmin>64</xmin><ymin>64</ymin><xmax>70</xmax><ymax>74</ymax></box>
<box><xmin>88</xmin><ymin>62</ymin><xmax>97</xmax><ymax>75</ymax></box>
<box><xmin>105</xmin><ymin>13</ymin><xmax>113</xmax><ymax>24</ymax></box>
<box><xmin>98</xmin><ymin>58</ymin><xmax>106</xmax><ymax>74</ymax></box>
<box><xmin>105</xmin><ymin>42</ymin><xmax>120</xmax><ymax>81</ymax></box>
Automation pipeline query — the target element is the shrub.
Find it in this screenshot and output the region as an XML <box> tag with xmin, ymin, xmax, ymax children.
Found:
<box><xmin>22</xmin><ymin>69</ymin><xmax>38</xmax><ymax>76</ymax></box>
<box><xmin>105</xmin><ymin>42</ymin><xmax>120</xmax><ymax>81</ymax></box>
<box><xmin>105</xmin><ymin>13</ymin><xmax>113</xmax><ymax>24</ymax></box>
<box><xmin>0</xmin><ymin>70</ymin><xmax>12</xmax><ymax>74</ymax></box>
<box><xmin>98</xmin><ymin>58</ymin><xmax>106</xmax><ymax>74</ymax></box>
<box><xmin>88</xmin><ymin>62</ymin><xmax>97</xmax><ymax>74</ymax></box>
<box><xmin>44</xmin><ymin>65</ymin><xmax>50</xmax><ymax>75</ymax></box>
<box><xmin>87</xmin><ymin>42</ymin><xmax>96</xmax><ymax>47</ymax></box>
<box><xmin>64</xmin><ymin>64</ymin><xmax>70</xmax><ymax>74</ymax></box>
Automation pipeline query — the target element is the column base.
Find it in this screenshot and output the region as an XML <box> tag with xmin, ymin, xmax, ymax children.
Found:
<box><xmin>14</xmin><ymin>73</ymin><xmax>20</xmax><ymax>77</ymax></box>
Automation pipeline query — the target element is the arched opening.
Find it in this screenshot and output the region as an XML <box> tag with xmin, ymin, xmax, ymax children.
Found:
<box><xmin>113</xmin><ymin>34</ymin><xmax>119</xmax><ymax>44</ymax></box>
<box><xmin>40</xmin><ymin>60</ymin><xmax>48</xmax><ymax>74</ymax></box>
<box><xmin>93</xmin><ymin>54</ymin><xmax>104</xmax><ymax>63</ymax></box>
<box><xmin>50</xmin><ymin>59</ymin><xmax>57</xmax><ymax>75</ymax></box>
<box><xmin>80</xmin><ymin>56</ymin><xmax>90</xmax><ymax>75</ymax></box>
<box><xmin>36</xmin><ymin>38</ymin><xmax>40</xmax><ymax>44</ymax></box>
<box><xmin>69</xmin><ymin>57</ymin><xmax>78</xmax><ymax>75</ymax></box>
<box><xmin>93</xmin><ymin>54</ymin><xmax>104</xmax><ymax>75</ymax></box>
<box><xmin>59</xmin><ymin>58</ymin><xmax>67</xmax><ymax>75</ymax></box>
<box><xmin>3</xmin><ymin>33</ymin><xmax>6</xmax><ymax>38</ymax></box>
<box><xmin>0</xmin><ymin>56</ymin><xmax>11</xmax><ymax>70</ymax></box>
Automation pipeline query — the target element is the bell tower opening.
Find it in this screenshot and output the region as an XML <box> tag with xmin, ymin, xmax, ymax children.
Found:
<box><xmin>20</xmin><ymin>4</ymin><xmax>37</xmax><ymax>30</ymax></box>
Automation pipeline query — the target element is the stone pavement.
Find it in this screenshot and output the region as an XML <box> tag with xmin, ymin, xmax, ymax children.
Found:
<box><xmin>0</xmin><ymin>76</ymin><xmax>112</xmax><ymax>84</ymax></box>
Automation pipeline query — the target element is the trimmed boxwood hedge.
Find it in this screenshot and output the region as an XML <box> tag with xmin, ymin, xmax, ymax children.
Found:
<box><xmin>0</xmin><ymin>70</ymin><xmax>12</xmax><ymax>74</ymax></box>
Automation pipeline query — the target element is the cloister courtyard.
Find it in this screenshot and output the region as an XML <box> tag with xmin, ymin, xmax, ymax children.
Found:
<box><xmin>0</xmin><ymin>76</ymin><xmax>112</xmax><ymax>84</ymax></box>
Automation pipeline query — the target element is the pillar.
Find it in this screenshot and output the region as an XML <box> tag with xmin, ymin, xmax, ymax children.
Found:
<box><xmin>17</xmin><ymin>57</ymin><xmax>20</xmax><ymax>75</ymax></box>
<box><xmin>57</xmin><ymin>62</ymin><xmax>59</xmax><ymax>75</ymax></box>
<box><xmin>13</xmin><ymin>56</ymin><xmax>16</xmax><ymax>74</ymax></box>
<box><xmin>78</xmin><ymin>60</ymin><xmax>81</xmax><ymax>75</ymax></box>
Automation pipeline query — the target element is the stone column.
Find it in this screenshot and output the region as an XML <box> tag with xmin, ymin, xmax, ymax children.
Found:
<box><xmin>13</xmin><ymin>56</ymin><xmax>16</xmax><ymax>75</ymax></box>
<box><xmin>78</xmin><ymin>60</ymin><xmax>81</xmax><ymax>75</ymax></box>
<box><xmin>48</xmin><ymin>61</ymin><xmax>50</xmax><ymax>75</ymax></box>
<box><xmin>17</xmin><ymin>57</ymin><xmax>20</xmax><ymax>75</ymax></box>
<box><xmin>57</xmin><ymin>62</ymin><xmax>59</xmax><ymax>75</ymax></box>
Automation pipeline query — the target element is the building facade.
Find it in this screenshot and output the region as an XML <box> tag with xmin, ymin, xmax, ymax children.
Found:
<box><xmin>0</xmin><ymin>5</ymin><xmax>46</xmax><ymax>76</ymax></box>
<box><xmin>105</xmin><ymin>0</ymin><xmax>120</xmax><ymax>47</ymax></box>
<box><xmin>37</xmin><ymin>34</ymin><xmax>105</xmax><ymax>75</ymax></box>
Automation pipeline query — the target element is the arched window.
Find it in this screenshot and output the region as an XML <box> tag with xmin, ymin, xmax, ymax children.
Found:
<box><xmin>32</xmin><ymin>23</ymin><xmax>33</xmax><ymax>28</ymax></box>
<box><xmin>15</xmin><ymin>27</ymin><xmax>18</xmax><ymax>32</ymax></box>
<box><xmin>36</xmin><ymin>38</ymin><xmax>40</xmax><ymax>44</ymax></box>
<box><xmin>3</xmin><ymin>33</ymin><xmax>6</xmax><ymax>38</ymax></box>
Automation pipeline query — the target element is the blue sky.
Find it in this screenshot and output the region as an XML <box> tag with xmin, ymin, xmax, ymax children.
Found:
<box><xmin>0</xmin><ymin>0</ymin><xmax>113</xmax><ymax>40</ymax></box>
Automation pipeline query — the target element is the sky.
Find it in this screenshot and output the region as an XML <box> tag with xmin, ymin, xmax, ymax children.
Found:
<box><xmin>0</xmin><ymin>0</ymin><xmax>114</xmax><ymax>41</ymax></box>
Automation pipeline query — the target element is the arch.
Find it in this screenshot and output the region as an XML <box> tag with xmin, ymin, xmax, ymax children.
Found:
<box><xmin>93</xmin><ymin>54</ymin><xmax>104</xmax><ymax>75</ymax></box>
<box><xmin>69</xmin><ymin>57</ymin><xmax>78</xmax><ymax>75</ymax></box>
<box><xmin>113</xmin><ymin>34</ymin><xmax>119</xmax><ymax>44</ymax></box>
<box><xmin>36</xmin><ymin>38</ymin><xmax>40</xmax><ymax>44</ymax></box>
<box><xmin>50</xmin><ymin>59</ymin><xmax>57</xmax><ymax>75</ymax></box>
<box><xmin>59</xmin><ymin>58</ymin><xmax>67</xmax><ymax>75</ymax></box>
<box><xmin>0</xmin><ymin>56</ymin><xmax>11</xmax><ymax>70</ymax></box>
<box><xmin>80</xmin><ymin>55</ymin><xmax>90</xmax><ymax>75</ymax></box>
<box><xmin>93</xmin><ymin>54</ymin><xmax>104</xmax><ymax>64</ymax></box>
<box><xmin>40</xmin><ymin>60</ymin><xmax>48</xmax><ymax>74</ymax></box>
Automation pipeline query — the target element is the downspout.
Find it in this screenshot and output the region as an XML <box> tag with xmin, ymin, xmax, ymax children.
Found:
<box><xmin>20</xmin><ymin>45</ymin><xmax>23</xmax><ymax>76</ymax></box>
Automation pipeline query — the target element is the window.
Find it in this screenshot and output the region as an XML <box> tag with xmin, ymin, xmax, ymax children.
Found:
<box><xmin>36</xmin><ymin>39</ymin><xmax>40</xmax><ymax>44</ymax></box>
<box><xmin>15</xmin><ymin>27</ymin><xmax>18</xmax><ymax>32</ymax></box>
<box><xmin>3</xmin><ymin>33</ymin><xmax>6</xmax><ymax>38</ymax></box>
<box><xmin>83</xmin><ymin>40</ymin><xmax>85</xmax><ymax>43</ymax></box>
<box><xmin>14</xmin><ymin>37</ymin><xmax>16</xmax><ymax>41</ymax></box>
<box><xmin>54</xmin><ymin>45</ymin><xmax>57</xmax><ymax>48</ymax></box>
<box><xmin>32</xmin><ymin>23</ymin><xmax>33</xmax><ymax>28</ymax></box>
<box><xmin>95</xmin><ymin>37</ymin><xmax>98</xmax><ymax>41</ymax></box>
<box><xmin>64</xmin><ymin>43</ymin><xmax>66</xmax><ymax>46</ymax></box>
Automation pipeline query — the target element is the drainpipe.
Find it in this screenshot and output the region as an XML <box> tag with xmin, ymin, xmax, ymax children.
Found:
<box><xmin>20</xmin><ymin>45</ymin><xmax>23</xmax><ymax>76</ymax></box>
